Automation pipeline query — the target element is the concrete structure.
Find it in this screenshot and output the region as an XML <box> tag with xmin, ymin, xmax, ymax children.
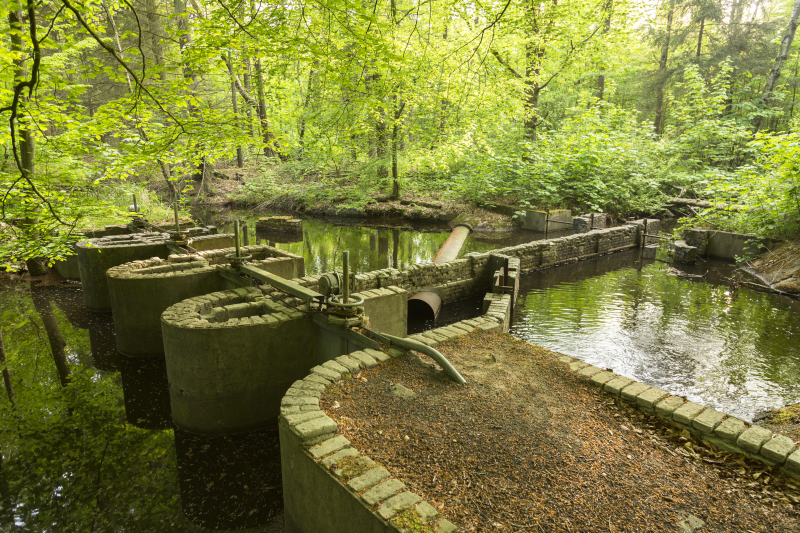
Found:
<box><xmin>682</xmin><ymin>228</ymin><xmax>767</xmax><ymax>262</ymax></box>
<box><xmin>674</xmin><ymin>240</ymin><xmax>697</xmax><ymax>264</ymax></box>
<box><xmin>521</xmin><ymin>209</ymin><xmax>571</xmax><ymax>232</ymax></box>
<box><xmin>256</xmin><ymin>215</ymin><xmax>303</xmax><ymax>233</ymax></box>
<box><xmin>107</xmin><ymin>244</ymin><xmax>305</xmax><ymax>357</ymax></box>
<box><xmin>573</xmin><ymin>213</ymin><xmax>606</xmax><ymax>233</ymax></box>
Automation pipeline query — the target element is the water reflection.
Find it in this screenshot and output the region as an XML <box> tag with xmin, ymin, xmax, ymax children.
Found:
<box><xmin>117</xmin><ymin>353</ymin><xmax>173</xmax><ymax>430</ymax></box>
<box><xmin>175</xmin><ymin>427</ymin><xmax>284</xmax><ymax>531</ymax></box>
<box><xmin>510</xmin><ymin>249</ymin><xmax>800</xmax><ymax>421</ymax></box>
<box><xmin>193</xmin><ymin>207</ymin><xmax>568</xmax><ymax>276</ymax></box>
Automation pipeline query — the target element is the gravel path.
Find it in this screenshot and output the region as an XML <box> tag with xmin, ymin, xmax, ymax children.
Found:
<box><xmin>322</xmin><ymin>330</ymin><xmax>800</xmax><ymax>532</ymax></box>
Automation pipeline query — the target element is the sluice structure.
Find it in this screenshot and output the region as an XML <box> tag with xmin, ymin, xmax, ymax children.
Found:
<box><xmin>72</xmin><ymin>214</ymin><xmax>660</xmax><ymax>529</ymax></box>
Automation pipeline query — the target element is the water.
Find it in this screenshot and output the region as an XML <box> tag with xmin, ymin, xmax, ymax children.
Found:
<box><xmin>509</xmin><ymin>249</ymin><xmax>800</xmax><ymax>421</ymax></box>
<box><xmin>193</xmin><ymin>207</ymin><xmax>570</xmax><ymax>276</ymax></box>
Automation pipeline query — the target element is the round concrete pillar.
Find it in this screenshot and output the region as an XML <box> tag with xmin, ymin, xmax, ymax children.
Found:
<box><xmin>76</xmin><ymin>234</ymin><xmax>169</xmax><ymax>312</ymax></box>
<box><xmin>162</xmin><ymin>287</ymin><xmax>315</xmax><ymax>434</ymax></box>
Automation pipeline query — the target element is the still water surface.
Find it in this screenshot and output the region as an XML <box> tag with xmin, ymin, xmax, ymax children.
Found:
<box><xmin>510</xmin><ymin>248</ymin><xmax>800</xmax><ymax>422</ymax></box>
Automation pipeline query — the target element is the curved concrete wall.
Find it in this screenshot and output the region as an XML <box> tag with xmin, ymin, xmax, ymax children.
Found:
<box><xmin>107</xmin><ymin>244</ymin><xmax>306</xmax><ymax>357</ymax></box>
<box><xmin>77</xmin><ymin>233</ymin><xmax>170</xmax><ymax>312</ymax></box>
<box><xmin>161</xmin><ymin>287</ymin><xmax>316</xmax><ymax>434</ymax></box>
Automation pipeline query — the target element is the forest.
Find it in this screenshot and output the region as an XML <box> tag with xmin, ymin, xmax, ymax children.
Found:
<box><xmin>2</xmin><ymin>0</ymin><xmax>800</xmax><ymax>267</ymax></box>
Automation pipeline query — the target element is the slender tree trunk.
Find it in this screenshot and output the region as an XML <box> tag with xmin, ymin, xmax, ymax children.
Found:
<box><xmin>790</xmin><ymin>53</ymin><xmax>799</xmax><ymax>124</ymax></box>
<box><xmin>30</xmin><ymin>289</ymin><xmax>70</xmax><ymax>387</ymax></box>
<box><xmin>299</xmin><ymin>63</ymin><xmax>317</xmax><ymax>160</ymax></box>
<box><xmin>145</xmin><ymin>0</ymin><xmax>167</xmax><ymax>81</ymax></box>
<box><xmin>696</xmin><ymin>16</ymin><xmax>705</xmax><ymax>58</ymax></box>
<box><xmin>254</xmin><ymin>56</ymin><xmax>279</xmax><ymax>158</ymax></box>
<box><xmin>229</xmin><ymin>53</ymin><xmax>244</xmax><ymax>168</ymax></box>
<box><xmin>391</xmin><ymin>96</ymin><xmax>404</xmax><ymax>200</ymax></box>
<box><xmin>243</xmin><ymin>53</ymin><xmax>254</xmax><ymax>136</ymax></box>
<box><xmin>654</xmin><ymin>0</ymin><xmax>675</xmax><ymax>135</ymax></box>
<box><xmin>375</xmin><ymin>98</ymin><xmax>388</xmax><ymax>185</ymax></box>
<box><xmin>597</xmin><ymin>1</ymin><xmax>612</xmax><ymax>100</ymax></box>
<box><xmin>754</xmin><ymin>0</ymin><xmax>800</xmax><ymax>132</ymax></box>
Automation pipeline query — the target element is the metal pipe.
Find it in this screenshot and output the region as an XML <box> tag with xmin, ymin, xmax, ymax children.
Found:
<box><xmin>433</xmin><ymin>224</ymin><xmax>471</xmax><ymax>264</ymax></box>
<box><xmin>234</xmin><ymin>220</ymin><xmax>241</xmax><ymax>258</ymax></box>
<box><xmin>173</xmin><ymin>197</ymin><xmax>181</xmax><ymax>231</ymax></box>
<box><xmin>342</xmin><ymin>251</ymin><xmax>350</xmax><ymax>304</ymax></box>
<box><xmin>362</xmin><ymin>328</ymin><xmax>466</xmax><ymax>384</ymax></box>
<box><xmin>133</xmin><ymin>194</ymin><xmax>138</xmax><ymax>213</ymax></box>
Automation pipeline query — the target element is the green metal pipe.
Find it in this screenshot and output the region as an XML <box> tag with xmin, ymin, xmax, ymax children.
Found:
<box><xmin>234</xmin><ymin>220</ymin><xmax>241</xmax><ymax>258</ymax></box>
<box><xmin>361</xmin><ymin>328</ymin><xmax>466</xmax><ymax>384</ymax></box>
<box><xmin>342</xmin><ymin>251</ymin><xmax>350</xmax><ymax>304</ymax></box>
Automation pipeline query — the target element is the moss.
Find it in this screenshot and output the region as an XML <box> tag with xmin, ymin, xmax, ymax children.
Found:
<box><xmin>332</xmin><ymin>454</ymin><xmax>371</xmax><ymax>480</ymax></box>
<box><xmin>390</xmin><ymin>508</ymin><xmax>434</xmax><ymax>533</ymax></box>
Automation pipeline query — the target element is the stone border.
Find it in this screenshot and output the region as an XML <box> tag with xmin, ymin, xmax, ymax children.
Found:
<box><xmin>556</xmin><ymin>358</ymin><xmax>800</xmax><ymax>482</ymax></box>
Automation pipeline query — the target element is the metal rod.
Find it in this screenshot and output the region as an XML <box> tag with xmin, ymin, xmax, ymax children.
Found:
<box><xmin>241</xmin><ymin>220</ymin><xmax>250</xmax><ymax>246</ymax></box>
<box><xmin>234</xmin><ymin>220</ymin><xmax>241</xmax><ymax>258</ymax></box>
<box><xmin>173</xmin><ymin>196</ymin><xmax>180</xmax><ymax>230</ymax></box>
<box><xmin>361</xmin><ymin>328</ymin><xmax>466</xmax><ymax>384</ymax></box>
<box><xmin>238</xmin><ymin>264</ymin><xmax>323</xmax><ymax>304</ymax></box>
<box><xmin>342</xmin><ymin>251</ymin><xmax>350</xmax><ymax>304</ymax></box>
<box><xmin>133</xmin><ymin>194</ymin><xmax>138</xmax><ymax>212</ymax></box>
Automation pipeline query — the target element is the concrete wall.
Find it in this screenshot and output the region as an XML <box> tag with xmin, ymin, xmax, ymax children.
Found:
<box><xmin>521</xmin><ymin>209</ymin><xmax>571</xmax><ymax>232</ymax></box>
<box><xmin>682</xmin><ymin>228</ymin><xmax>768</xmax><ymax>262</ymax></box>
<box><xmin>162</xmin><ymin>287</ymin><xmax>316</xmax><ymax>434</ymax></box>
<box><xmin>188</xmin><ymin>234</ymin><xmax>235</xmax><ymax>252</ymax></box>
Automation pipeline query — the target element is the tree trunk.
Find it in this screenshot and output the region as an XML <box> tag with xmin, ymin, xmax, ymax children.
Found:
<box><xmin>30</xmin><ymin>288</ymin><xmax>71</xmax><ymax>387</ymax></box>
<box><xmin>375</xmin><ymin>100</ymin><xmax>388</xmax><ymax>185</ymax></box>
<box><xmin>145</xmin><ymin>0</ymin><xmax>167</xmax><ymax>81</ymax></box>
<box><xmin>754</xmin><ymin>0</ymin><xmax>800</xmax><ymax>132</ymax></box>
<box><xmin>391</xmin><ymin>97</ymin><xmax>402</xmax><ymax>200</ymax></box>
<box><xmin>173</xmin><ymin>0</ymin><xmax>205</xmax><ymax>181</ymax></box>
<box><xmin>299</xmin><ymin>63</ymin><xmax>317</xmax><ymax>159</ymax></box>
<box><xmin>254</xmin><ymin>56</ymin><xmax>279</xmax><ymax>158</ymax></box>
<box><xmin>243</xmin><ymin>53</ymin><xmax>254</xmax><ymax>136</ymax></box>
<box><xmin>654</xmin><ymin>0</ymin><xmax>675</xmax><ymax>135</ymax></box>
<box><xmin>696</xmin><ymin>16</ymin><xmax>705</xmax><ymax>58</ymax></box>
<box><xmin>597</xmin><ymin>1</ymin><xmax>612</xmax><ymax>100</ymax></box>
<box><xmin>229</xmin><ymin>54</ymin><xmax>244</xmax><ymax>168</ymax></box>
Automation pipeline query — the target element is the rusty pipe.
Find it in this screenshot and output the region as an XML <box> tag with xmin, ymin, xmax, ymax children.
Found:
<box><xmin>433</xmin><ymin>225</ymin><xmax>471</xmax><ymax>264</ymax></box>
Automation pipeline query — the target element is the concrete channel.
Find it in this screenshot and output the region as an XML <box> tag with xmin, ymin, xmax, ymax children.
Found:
<box><xmin>72</xmin><ymin>215</ymin><xmax>662</xmax><ymax>529</ymax></box>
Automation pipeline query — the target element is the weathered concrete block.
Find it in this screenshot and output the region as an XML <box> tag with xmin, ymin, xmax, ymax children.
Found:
<box><xmin>415</xmin><ymin>501</ymin><xmax>440</xmax><ymax>522</ymax></box>
<box><xmin>655</xmin><ymin>396</ymin><xmax>685</xmax><ymax>418</ymax></box>
<box><xmin>349</xmin><ymin>351</ymin><xmax>378</xmax><ymax>368</ymax></box>
<box><xmin>558</xmin><ymin>355</ymin><xmax>574</xmax><ymax>364</ymax></box>
<box><xmin>281</xmin><ymin>395</ymin><xmax>320</xmax><ymax>407</ymax></box>
<box><xmin>283</xmin><ymin>411</ymin><xmax>325</xmax><ymax>427</ymax></box>
<box><xmin>674</xmin><ymin>240</ymin><xmax>697</xmax><ymax>265</ymax></box>
<box><xmin>714</xmin><ymin>417</ymin><xmax>747</xmax><ymax>442</ymax></box>
<box><xmin>434</xmin><ymin>518</ymin><xmax>458</xmax><ymax>532</ymax></box>
<box><xmin>672</xmin><ymin>402</ymin><xmax>706</xmax><ymax>425</ymax></box>
<box><xmin>588</xmin><ymin>371</ymin><xmax>616</xmax><ymax>388</ymax></box>
<box><xmin>322</xmin><ymin>360</ymin><xmax>350</xmax><ymax>374</ymax></box>
<box><xmin>692</xmin><ymin>409</ymin><xmax>726</xmax><ymax>434</ymax></box>
<box><xmin>577</xmin><ymin>365</ymin><xmax>604</xmax><ymax>378</ymax></box>
<box><xmin>309</xmin><ymin>435</ymin><xmax>351</xmax><ymax>459</ymax></box>
<box><xmin>603</xmin><ymin>377</ymin><xmax>635</xmax><ymax>397</ymax></box>
<box><xmin>785</xmin><ymin>449</ymin><xmax>800</xmax><ymax>473</ymax></box>
<box><xmin>569</xmin><ymin>361</ymin><xmax>589</xmax><ymax>372</ymax></box>
<box><xmin>761</xmin><ymin>434</ymin><xmax>796</xmax><ymax>463</ymax></box>
<box><xmin>335</xmin><ymin>355</ymin><xmax>362</xmax><ymax>372</ymax></box>
<box><xmin>321</xmin><ymin>448</ymin><xmax>358</xmax><ymax>468</ymax></box>
<box><xmin>364</xmin><ymin>348</ymin><xmax>390</xmax><ymax>362</ymax></box>
<box><xmin>636</xmin><ymin>387</ymin><xmax>669</xmax><ymax>410</ymax></box>
<box><xmin>362</xmin><ymin>479</ymin><xmax>406</xmax><ymax>505</ymax></box>
<box><xmin>348</xmin><ymin>466</ymin><xmax>391</xmax><ymax>492</ymax></box>
<box><xmin>311</xmin><ymin>365</ymin><xmax>341</xmax><ymax>382</ymax></box>
<box><xmin>292</xmin><ymin>415</ymin><xmax>337</xmax><ymax>443</ymax></box>
<box><xmin>736</xmin><ymin>426</ymin><xmax>773</xmax><ymax>454</ymax></box>
<box><xmin>620</xmin><ymin>382</ymin><xmax>651</xmax><ymax>402</ymax></box>
<box><xmin>378</xmin><ymin>492</ymin><xmax>422</xmax><ymax>520</ymax></box>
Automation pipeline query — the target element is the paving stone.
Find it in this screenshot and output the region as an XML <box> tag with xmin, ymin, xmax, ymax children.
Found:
<box><xmin>433</xmin><ymin>327</ymin><xmax>459</xmax><ymax>339</ymax></box>
<box><xmin>294</xmin><ymin>380</ymin><xmax>326</xmax><ymax>393</ymax></box>
<box><xmin>434</xmin><ymin>518</ymin><xmax>458</xmax><ymax>532</ymax></box>
<box><xmin>362</xmin><ymin>479</ymin><xmax>406</xmax><ymax>505</ymax></box>
<box><xmin>348</xmin><ymin>466</ymin><xmax>391</xmax><ymax>492</ymax></box>
<box><xmin>761</xmin><ymin>434</ymin><xmax>796</xmax><ymax>463</ymax></box>
<box><xmin>409</xmin><ymin>335</ymin><xmax>438</xmax><ymax>347</ymax></box>
<box><xmin>415</xmin><ymin>501</ymin><xmax>439</xmax><ymax>522</ymax></box>
<box><xmin>654</xmin><ymin>396</ymin><xmax>685</xmax><ymax>419</ymax></box>
<box><xmin>708</xmin><ymin>417</ymin><xmax>745</xmax><ymax>444</ymax></box>
<box><xmin>321</xmin><ymin>448</ymin><xmax>358</xmax><ymax>468</ymax></box>
<box><xmin>577</xmin><ymin>365</ymin><xmax>604</xmax><ymax>378</ymax></box>
<box><xmin>280</xmin><ymin>405</ymin><xmax>301</xmax><ymax>416</ymax></box>
<box><xmin>679</xmin><ymin>512</ymin><xmax>706</xmax><ymax>533</ymax></box>
<box><xmin>620</xmin><ymin>382</ymin><xmax>651</xmax><ymax>402</ymax></box>
<box><xmin>736</xmin><ymin>426</ymin><xmax>773</xmax><ymax>453</ymax></box>
<box><xmin>558</xmin><ymin>356</ymin><xmax>573</xmax><ymax>363</ymax></box>
<box><xmin>283</xmin><ymin>411</ymin><xmax>324</xmax><ymax>427</ymax></box>
<box><xmin>636</xmin><ymin>387</ymin><xmax>669</xmax><ymax>410</ymax></box>
<box><xmin>603</xmin><ymin>376</ymin><xmax>635</xmax><ymax>396</ymax></box>
<box><xmin>308</xmin><ymin>435</ymin><xmax>351</xmax><ymax>459</ymax></box>
<box><xmin>281</xmin><ymin>395</ymin><xmax>319</xmax><ymax>407</ymax></box>
<box><xmin>672</xmin><ymin>402</ymin><xmax>706</xmax><ymax>425</ymax></box>
<box><xmin>285</xmin><ymin>387</ymin><xmax>321</xmax><ymax>398</ymax></box>
<box><xmin>292</xmin><ymin>416</ymin><xmax>337</xmax><ymax>443</ymax></box>
<box><xmin>461</xmin><ymin>319</ymin><xmax>482</xmax><ymax>327</ymax></box>
<box><xmin>322</xmin><ymin>360</ymin><xmax>350</xmax><ymax>374</ymax></box>
<box><xmin>451</xmin><ymin>323</ymin><xmax>475</xmax><ymax>334</ymax></box>
<box><xmin>692</xmin><ymin>409</ymin><xmax>726</xmax><ymax>434</ymax></box>
<box><xmin>588</xmin><ymin>371</ymin><xmax>616</xmax><ymax>388</ymax></box>
<box><xmin>335</xmin><ymin>355</ymin><xmax>362</xmax><ymax>372</ymax></box>
<box><xmin>391</xmin><ymin>383</ymin><xmax>417</xmax><ymax>399</ymax></box>
<box><xmin>305</xmin><ymin>374</ymin><xmax>332</xmax><ymax>386</ymax></box>
<box><xmin>349</xmin><ymin>351</ymin><xmax>378</xmax><ymax>368</ymax></box>
<box><xmin>332</xmin><ymin>456</ymin><xmax>376</xmax><ymax>479</ymax></box>
<box><xmin>477</xmin><ymin>321</ymin><xmax>501</xmax><ymax>332</ymax></box>
<box><xmin>378</xmin><ymin>492</ymin><xmax>423</xmax><ymax>520</ymax></box>
<box><xmin>388</xmin><ymin>348</ymin><xmax>405</xmax><ymax>358</ymax></box>
<box><xmin>310</xmin><ymin>365</ymin><xmax>340</xmax><ymax>381</ymax></box>
<box><xmin>364</xmin><ymin>348</ymin><xmax>390</xmax><ymax>362</ymax></box>
<box><xmin>568</xmin><ymin>361</ymin><xmax>589</xmax><ymax>372</ymax></box>
<box><xmin>785</xmin><ymin>449</ymin><xmax>800</xmax><ymax>473</ymax></box>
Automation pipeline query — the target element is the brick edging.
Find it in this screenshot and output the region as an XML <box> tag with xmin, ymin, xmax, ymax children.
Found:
<box><xmin>559</xmin><ymin>358</ymin><xmax>800</xmax><ymax>480</ymax></box>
